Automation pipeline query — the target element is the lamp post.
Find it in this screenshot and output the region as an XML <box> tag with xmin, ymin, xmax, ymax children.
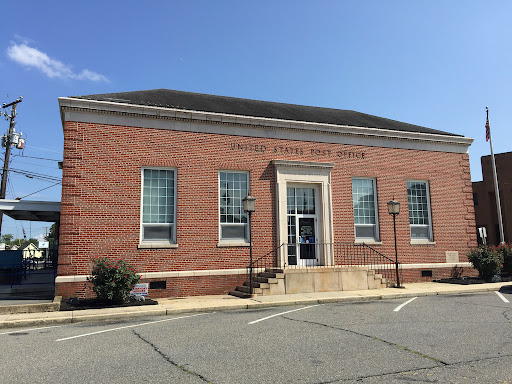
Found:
<box><xmin>387</xmin><ymin>200</ymin><xmax>401</xmax><ymax>288</ymax></box>
<box><xmin>243</xmin><ymin>195</ymin><xmax>256</xmax><ymax>296</ymax></box>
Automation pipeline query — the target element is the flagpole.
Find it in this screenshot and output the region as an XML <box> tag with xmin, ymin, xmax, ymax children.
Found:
<box><xmin>486</xmin><ymin>106</ymin><xmax>505</xmax><ymax>244</ymax></box>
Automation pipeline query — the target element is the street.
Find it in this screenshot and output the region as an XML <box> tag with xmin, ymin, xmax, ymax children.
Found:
<box><xmin>2</xmin><ymin>290</ymin><xmax>512</xmax><ymax>383</ymax></box>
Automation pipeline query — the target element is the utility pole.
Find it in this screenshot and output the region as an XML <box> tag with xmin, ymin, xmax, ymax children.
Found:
<box><xmin>0</xmin><ymin>97</ymin><xmax>23</xmax><ymax>235</ymax></box>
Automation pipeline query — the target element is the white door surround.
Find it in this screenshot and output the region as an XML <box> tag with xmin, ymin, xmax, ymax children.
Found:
<box><xmin>273</xmin><ymin>160</ymin><xmax>334</xmax><ymax>268</ymax></box>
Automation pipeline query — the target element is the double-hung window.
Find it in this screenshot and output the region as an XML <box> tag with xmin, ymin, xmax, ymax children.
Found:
<box><xmin>352</xmin><ymin>178</ymin><xmax>379</xmax><ymax>241</ymax></box>
<box><xmin>407</xmin><ymin>180</ymin><xmax>433</xmax><ymax>241</ymax></box>
<box><xmin>141</xmin><ymin>168</ymin><xmax>176</xmax><ymax>244</ymax></box>
<box><xmin>219</xmin><ymin>171</ymin><xmax>249</xmax><ymax>243</ymax></box>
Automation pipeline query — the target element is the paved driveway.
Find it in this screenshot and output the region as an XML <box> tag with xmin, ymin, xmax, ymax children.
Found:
<box><xmin>2</xmin><ymin>290</ymin><xmax>512</xmax><ymax>383</ymax></box>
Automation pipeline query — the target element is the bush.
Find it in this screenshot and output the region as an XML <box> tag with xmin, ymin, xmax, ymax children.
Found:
<box><xmin>467</xmin><ymin>246</ymin><xmax>502</xmax><ymax>280</ymax></box>
<box><xmin>498</xmin><ymin>243</ymin><xmax>512</xmax><ymax>275</ymax></box>
<box><xmin>88</xmin><ymin>257</ymin><xmax>141</xmax><ymax>303</ymax></box>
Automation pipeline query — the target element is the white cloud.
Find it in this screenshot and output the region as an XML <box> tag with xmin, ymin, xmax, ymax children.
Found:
<box><xmin>7</xmin><ymin>43</ymin><xmax>109</xmax><ymax>82</ymax></box>
<box><xmin>13</xmin><ymin>34</ymin><xmax>35</xmax><ymax>45</ymax></box>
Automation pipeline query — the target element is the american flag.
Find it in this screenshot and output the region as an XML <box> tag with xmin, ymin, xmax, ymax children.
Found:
<box><xmin>485</xmin><ymin>116</ymin><xmax>490</xmax><ymax>142</ymax></box>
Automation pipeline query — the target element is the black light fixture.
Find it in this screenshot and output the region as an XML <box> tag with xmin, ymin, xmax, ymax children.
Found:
<box><xmin>242</xmin><ymin>195</ymin><xmax>256</xmax><ymax>214</ymax></box>
<box><xmin>387</xmin><ymin>200</ymin><xmax>402</xmax><ymax>288</ymax></box>
<box><xmin>243</xmin><ymin>195</ymin><xmax>256</xmax><ymax>296</ymax></box>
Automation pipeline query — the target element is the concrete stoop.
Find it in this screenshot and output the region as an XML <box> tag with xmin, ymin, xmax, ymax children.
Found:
<box><xmin>229</xmin><ymin>267</ymin><xmax>389</xmax><ymax>298</ymax></box>
<box><xmin>0</xmin><ymin>296</ymin><xmax>61</xmax><ymax>315</ymax></box>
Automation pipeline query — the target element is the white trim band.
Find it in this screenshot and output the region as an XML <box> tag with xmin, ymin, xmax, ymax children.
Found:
<box><xmin>55</xmin><ymin>268</ymin><xmax>249</xmax><ymax>283</ymax></box>
<box><xmin>55</xmin><ymin>262</ymin><xmax>473</xmax><ymax>283</ymax></box>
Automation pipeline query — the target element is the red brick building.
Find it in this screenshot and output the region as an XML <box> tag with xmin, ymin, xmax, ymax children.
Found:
<box><xmin>56</xmin><ymin>89</ymin><xmax>477</xmax><ymax>299</ymax></box>
<box><xmin>473</xmin><ymin>151</ymin><xmax>512</xmax><ymax>245</ymax></box>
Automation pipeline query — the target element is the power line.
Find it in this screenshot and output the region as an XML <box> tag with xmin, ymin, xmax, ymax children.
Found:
<box><xmin>16</xmin><ymin>182</ymin><xmax>61</xmax><ymax>200</ymax></box>
<box><xmin>5</xmin><ymin>168</ymin><xmax>62</xmax><ymax>182</ymax></box>
<box><xmin>16</xmin><ymin>154</ymin><xmax>62</xmax><ymax>162</ymax></box>
<box><xmin>7</xmin><ymin>177</ymin><xmax>16</xmax><ymax>200</ymax></box>
<box><xmin>10</xmin><ymin>159</ymin><xmax>61</xmax><ymax>170</ymax></box>
<box><xmin>23</xmin><ymin>145</ymin><xmax>61</xmax><ymax>154</ymax></box>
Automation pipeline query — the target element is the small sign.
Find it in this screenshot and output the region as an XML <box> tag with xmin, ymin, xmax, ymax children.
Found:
<box><xmin>0</xmin><ymin>243</ymin><xmax>5</xmax><ymax>250</ymax></box>
<box><xmin>130</xmin><ymin>283</ymin><xmax>149</xmax><ymax>297</ymax></box>
<box><xmin>39</xmin><ymin>241</ymin><xmax>49</xmax><ymax>249</ymax></box>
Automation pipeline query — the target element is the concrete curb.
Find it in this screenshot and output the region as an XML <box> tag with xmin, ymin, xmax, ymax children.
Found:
<box><xmin>0</xmin><ymin>282</ymin><xmax>511</xmax><ymax>329</ymax></box>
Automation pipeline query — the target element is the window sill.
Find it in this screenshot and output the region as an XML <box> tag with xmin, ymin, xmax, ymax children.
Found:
<box><xmin>217</xmin><ymin>242</ymin><xmax>251</xmax><ymax>248</ymax></box>
<box><xmin>410</xmin><ymin>239</ymin><xmax>436</xmax><ymax>245</ymax></box>
<box><xmin>138</xmin><ymin>243</ymin><xmax>178</xmax><ymax>249</ymax></box>
<box><xmin>354</xmin><ymin>240</ymin><xmax>382</xmax><ymax>245</ymax></box>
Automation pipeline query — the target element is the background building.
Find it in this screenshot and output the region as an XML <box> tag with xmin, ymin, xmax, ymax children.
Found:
<box><xmin>472</xmin><ymin>151</ymin><xmax>512</xmax><ymax>245</ymax></box>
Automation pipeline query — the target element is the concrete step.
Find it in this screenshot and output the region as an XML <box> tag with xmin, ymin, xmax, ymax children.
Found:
<box><xmin>258</xmin><ymin>272</ymin><xmax>278</xmax><ymax>278</ymax></box>
<box><xmin>235</xmin><ymin>285</ymin><xmax>263</xmax><ymax>295</ymax></box>
<box><xmin>243</xmin><ymin>281</ymin><xmax>270</xmax><ymax>289</ymax></box>
<box><xmin>253</xmin><ymin>276</ymin><xmax>278</xmax><ymax>284</ymax></box>
<box><xmin>228</xmin><ymin>290</ymin><xmax>251</xmax><ymax>298</ymax></box>
<box><xmin>267</xmin><ymin>268</ymin><xmax>284</xmax><ymax>273</ymax></box>
<box><xmin>258</xmin><ymin>272</ymin><xmax>284</xmax><ymax>279</ymax></box>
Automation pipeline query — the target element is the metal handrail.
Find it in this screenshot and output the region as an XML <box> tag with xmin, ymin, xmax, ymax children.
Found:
<box><xmin>247</xmin><ymin>242</ymin><xmax>400</xmax><ymax>294</ymax></box>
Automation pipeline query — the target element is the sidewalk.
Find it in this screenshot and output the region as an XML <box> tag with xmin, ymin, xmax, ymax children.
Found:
<box><xmin>1</xmin><ymin>281</ymin><xmax>511</xmax><ymax>329</ymax></box>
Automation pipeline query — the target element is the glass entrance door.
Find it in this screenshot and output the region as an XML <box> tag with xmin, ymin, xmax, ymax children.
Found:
<box><xmin>287</xmin><ymin>187</ymin><xmax>318</xmax><ymax>267</ymax></box>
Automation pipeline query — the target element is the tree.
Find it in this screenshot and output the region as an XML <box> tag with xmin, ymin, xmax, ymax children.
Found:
<box><xmin>1</xmin><ymin>234</ymin><xmax>13</xmax><ymax>245</ymax></box>
<box><xmin>20</xmin><ymin>238</ymin><xmax>39</xmax><ymax>248</ymax></box>
<box><xmin>45</xmin><ymin>223</ymin><xmax>56</xmax><ymax>249</ymax></box>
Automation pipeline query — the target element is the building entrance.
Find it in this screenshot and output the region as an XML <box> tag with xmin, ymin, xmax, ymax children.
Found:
<box><xmin>287</xmin><ymin>187</ymin><xmax>319</xmax><ymax>266</ymax></box>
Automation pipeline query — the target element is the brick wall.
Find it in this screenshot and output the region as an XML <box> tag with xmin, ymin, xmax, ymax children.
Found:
<box><xmin>57</xmin><ymin>120</ymin><xmax>477</xmax><ymax>298</ymax></box>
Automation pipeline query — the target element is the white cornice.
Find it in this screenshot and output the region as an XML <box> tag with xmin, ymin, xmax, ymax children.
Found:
<box><xmin>272</xmin><ymin>160</ymin><xmax>335</xmax><ymax>169</ymax></box>
<box><xmin>58</xmin><ymin>97</ymin><xmax>474</xmax><ymax>153</ymax></box>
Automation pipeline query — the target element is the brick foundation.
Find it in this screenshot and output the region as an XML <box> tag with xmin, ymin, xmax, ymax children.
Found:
<box><xmin>56</xmin><ymin>274</ymin><xmax>247</xmax><ymax>299</ymax></box>
<box><xmin>400</xmin><ymin>266</ymin><xmax>479</xmax><ymax>283</ymax></box>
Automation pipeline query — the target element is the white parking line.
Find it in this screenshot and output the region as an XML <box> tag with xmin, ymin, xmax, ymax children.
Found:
<box><xmin>56</xmin><ymin>313</ymin><xmax>209</xmax><ymax>342</ymax></box>
<box><xmin>495</xmin><ymin>291</ymin><xmax>510</xmax><ymax>303</ymax></box>
<box><xmin>248</xmin><ymin>304</ymin><xmax>321</xmax><ymax>324</ymax></box>
<box><xmin>0</xmin><ymin>325</ymin><xmax>66</xmax><ymax>336</ymax></box>
<box><xmin>393</xmin><ymin>297</ymin><xmax>418</xmax><ymax>312</ymax></box>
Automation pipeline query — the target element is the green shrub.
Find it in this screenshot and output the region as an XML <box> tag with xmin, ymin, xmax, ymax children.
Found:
<box><xmin>88</xmin><ymin>257</ymin><xmax>141</xmax><ymax>303</ymax></box>
<box><xmin>498</xmin><ymin>243</ymin><xmax>512</xmax><ymax>274</ymax></box>
<box><xmin>467</xmin><ymin>246</ymin><xmax>502</xmax><ymax>280</ymax></box>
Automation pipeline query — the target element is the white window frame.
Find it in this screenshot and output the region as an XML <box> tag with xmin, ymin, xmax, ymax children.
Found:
<box><xmin>218</xmin><ymin>170</ymin><xmax>249</xmax><ymax>244</ymax></box>
<box><xmin>139</xmin><ymin>167</ymin><xmax>177</xmax><ymax>246</ymax></box>
<box><xmin>407</xmin><ymin>180</ymin><xmax>433</xmax><ymax>242</ymax></box>
<box><xmin>352</xmin><ymin>177</ymin><xmax>380</xmax><ymax>242</ymax></box>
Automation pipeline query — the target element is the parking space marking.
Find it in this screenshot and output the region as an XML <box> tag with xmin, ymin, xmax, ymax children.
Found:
<box><xmin>0</xmin><ymin>325</ymin><xmax>66</xmax><ymax>336</ymax></box>
<box><xmin>56</xmin><ymin>313</ymin><xmax>209</xmax><ymax>342</ymax></box>
<box><xmin>248</xmin><ymin>304</ymin><xmax>321</xmax><ymax>324</ymax></box>
<box><xmin>393</xmin><ymin>297</ymin><xmax>418</xmax><ymax>312</ymax></box>
<box><xmin>495</xmin><ymin>291</ymin><xmax>510</xmax><ymax>303</ymax></box>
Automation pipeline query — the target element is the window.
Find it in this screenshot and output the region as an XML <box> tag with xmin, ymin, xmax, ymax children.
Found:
<box><xmin>219</xmin><ymin>171</ymin><xmax>249</xmax><ymax>242</ymax></box>
<box><xmin>141</xmin><ymin>168</ymin><xmax>176</xmax><ymax>243</ymax></box>
<box><xmin>352</xmin><ymin>178</ymin><xmax>379</xmax><ymax>240</ymax></box>
<box><xmin>407</xmin><ymin>180</ymin><xmax>432</xmax><ymax>241</ymax></box>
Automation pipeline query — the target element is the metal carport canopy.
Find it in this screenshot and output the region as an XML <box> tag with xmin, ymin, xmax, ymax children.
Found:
<box><xmin>0</xmin><ymin>199</ymin><xmax>61</xmax><ymax>222</ymax></box>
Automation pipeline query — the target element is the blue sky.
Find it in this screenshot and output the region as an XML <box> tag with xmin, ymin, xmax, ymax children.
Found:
<box><xmin>0</xmin><ymin>1</ymin><xmax>511</xmax><ymax>241</ymax></box>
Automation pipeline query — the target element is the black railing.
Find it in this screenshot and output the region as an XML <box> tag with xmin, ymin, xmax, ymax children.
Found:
<box><xmin>333</xmin><ymin>243</ymin><xmax>398</xmax><ymax>283</ymax></box>
<box><xmin>247</xmin><ymin>245</ymin><xmax>282</xmax><ymax>294</ymax></box>
<box><xmin>0</xmin><ymin>258</ymin><xmax>57</xmax><ymax>288</ymax></box>
<box><xmin>247</xmin><ymin>242</ymin><xmax>400</xmax><ymax>295</ymax></box>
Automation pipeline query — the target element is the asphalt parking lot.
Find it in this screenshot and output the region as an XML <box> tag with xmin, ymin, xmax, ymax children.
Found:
<box><xmin>2</xmin><ymin>290</ymin><xmax>512</xmax><ymax>383</ymax></box>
